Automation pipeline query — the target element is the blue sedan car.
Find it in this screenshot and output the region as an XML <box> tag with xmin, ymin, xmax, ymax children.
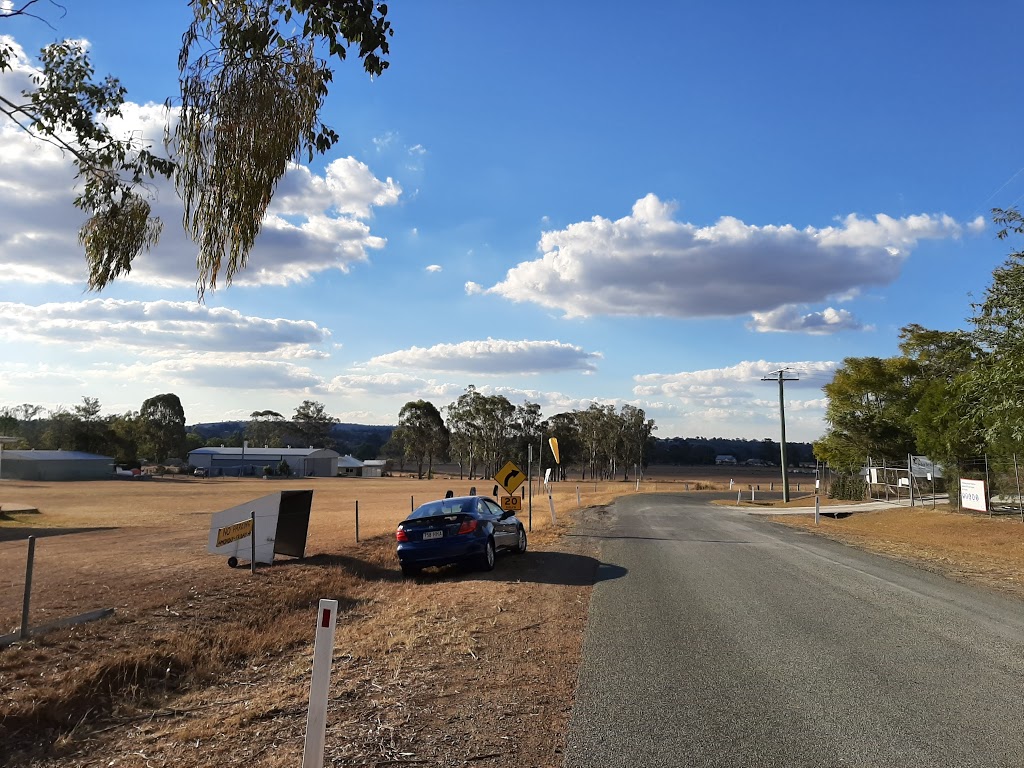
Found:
<box><xmin>395</xmin><ymin>495</ymin><xmax>527</xmax><ymax>577</ymax></box>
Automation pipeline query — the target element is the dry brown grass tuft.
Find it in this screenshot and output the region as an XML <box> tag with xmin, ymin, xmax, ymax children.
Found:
<box><xmin>1</xmin><ymin>561</ymin><xmax>364</xmax><ymax>747</ymax></box>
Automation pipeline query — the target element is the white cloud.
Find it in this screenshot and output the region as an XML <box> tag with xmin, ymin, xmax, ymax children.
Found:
<box><xmin>630</xmin><ymin>360</ymin><xmax>835</xmax><ymax>440</ymax></box>
<box><xmin>748</xmin><ymin>305</ymin><xmax>867</xmax><ymax>334</ymax></box>
<box><xmin>0</xmin><ymin>45</ymin><xmax>401</xmax><ymax>289</ymax></box>
<box><xmin>0</xmin><ymin>300</ymin><xmax>330</xmax><ymax>355</ymax></box>
<box><xmin>464</xmin><ymin>281</ymin><xmax>484</xmax><ymax>295</ymax></box>
<box><xmin>425</xmin><ymin>264</ymin><xmax>442</xmax><ymax>273</ymax></box>
<box><xmin>634</xmin><ymin>360</ymin><xmax>837</xmax><ymax>397</ymax></box>
<box><xmin>968</xmin><ymin>215</ymin><xmax>986</xmax><ymax>234</ymax></box>
<box><xmin>112</xmin><ymin>355</ymin><xmax>327</xmax><ymax>391</ymax></box>
<box><xmin>408</xmin><ymin>144</ymin><xmax>427</xmax><ymax>156</ymax></box>
<box><xmin>484</xmin><ymin>194</ymin><xmax>972</xmax><ymax>319</ymax></box>
<box><xmin>373</xmin><ymin>131</ymin><xmax>397</xmax><ymax>151</ymax></box>
<box><xmin>270</xmin><ymin>158</ymin><xmax>401</xmax><ymax>219</ymax></box>
<box><xmin>366</xmin><ymin>339</ymin><xmax>603</xmax><ymax>374</ymax></box>
<box><xmin>327</xmin><ymin>373</ymin><xmax>462</xmax><ymax>400</ymax></box>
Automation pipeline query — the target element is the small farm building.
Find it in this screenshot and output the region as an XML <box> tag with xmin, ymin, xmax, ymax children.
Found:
<box><xmin>0</xmin><ymin>450</ymin><xmax>115</xmax><ymax>481</ymax></box>
<box><xmin>361</xmin><ymin>459</ymin><xmax>387</xmax><ymax>478</ymax></box>
<box><xmin>338</xmin><ymin>455</ymin><xmax>363</xmax><ymax>477</ymax></box>
<box><xmin>187</xmin><ymin>447</ymin><xmax>340</xmax><ymax>477</ymax></box>
<box><xmin>715</xmin><ymin>455</ymin><xmax>737</xmax><ymax>465</ymax></box>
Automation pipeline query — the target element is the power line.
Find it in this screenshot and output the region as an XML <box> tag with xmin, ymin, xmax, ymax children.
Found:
<box><xmin>761</xmin><ymin>369</ymin><xmax>800</xmax><ymax>502</ymax></box>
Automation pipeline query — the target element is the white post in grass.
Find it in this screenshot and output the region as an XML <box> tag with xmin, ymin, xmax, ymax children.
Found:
<box><xmin>544</xmin><ymin>468</ymin><xmax>556</xmax><ymax>524</ymax></box>
<box><xmin>302</xmin><ymin>599</ymin><xmax>339</xmax><ymax>768</ymax></box>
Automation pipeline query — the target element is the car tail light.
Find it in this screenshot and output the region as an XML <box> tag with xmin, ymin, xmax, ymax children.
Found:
<box><xmin>396</xmin><ymin>527</ymin><xmax>409</xmax><ymax>542</ymax></box>
<box><xmin>456</xmin><ymin>519</ymin><xmax>478</xmax><ymax>535</ymax></box>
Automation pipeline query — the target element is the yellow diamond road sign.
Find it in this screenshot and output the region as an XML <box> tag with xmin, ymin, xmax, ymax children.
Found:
<box><xmin>495</xmin><ymin>460</ymin><xmax>525</xmax><ymax>495</ymax></box>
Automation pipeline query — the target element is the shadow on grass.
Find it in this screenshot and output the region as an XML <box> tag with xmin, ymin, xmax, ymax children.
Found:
<box><xmin>0</xmin><ymin>526</ymin><xmax>115</xmax><ymax>543</ymax></box>
<box><xmin>279</xmin><ymin>548</ymin><xmax>627</xmax><ymax>588</ymax></box>
<box><xmin>276</xmin><ymin>551</ymin><xmax>405</xmax><ymax>583</ymax></box>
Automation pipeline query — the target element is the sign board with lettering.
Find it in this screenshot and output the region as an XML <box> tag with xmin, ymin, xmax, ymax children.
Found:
<box><xmin>215</xmin><ymin>518</ymin><xmax>253</xmax><ymax>547</ymax></box>
<box><xmin>500</xmin><ymin>495</ymin><xmax>522</xmax><ymax>513</ymax></box>
<box><xmin>959</xmin><ymin>478</ymin><xmax>987</xmax><ymax>513</ymax></box>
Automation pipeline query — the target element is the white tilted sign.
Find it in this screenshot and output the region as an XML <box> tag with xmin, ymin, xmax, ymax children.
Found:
<box><xmin>959</xmin><ymin>478</ymin><xmax>987</xmax><ymax>513</ymax></box>
<box><xmin>207</xmin><ymin>492</ymin><xmax>283</xmax><ymax>564</ymax></box>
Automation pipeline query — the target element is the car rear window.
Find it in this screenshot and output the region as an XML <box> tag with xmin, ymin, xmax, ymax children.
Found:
<box><xmin>409</xmin><ymin>499</ymin><xmax>475</xmax><ymax>519</ymax></box>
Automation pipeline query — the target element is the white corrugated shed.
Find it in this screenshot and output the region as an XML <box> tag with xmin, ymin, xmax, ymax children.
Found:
<box><xmin>188</xmin><ymin>447</ymin><xmax>340</xmax><ymax>477</ymax></box>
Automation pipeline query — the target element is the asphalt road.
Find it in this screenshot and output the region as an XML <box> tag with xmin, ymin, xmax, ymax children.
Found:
<box><xmin>563</xmin><ymin>494</ymin><xmax>1024</xmax><ymax>767</ymax></box>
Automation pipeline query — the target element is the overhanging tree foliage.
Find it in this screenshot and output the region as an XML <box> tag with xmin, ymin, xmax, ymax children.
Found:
<box><xmin>1</xmin><ymin>0</ymin><xmax>392</xmax><ymax>293</ymax></box>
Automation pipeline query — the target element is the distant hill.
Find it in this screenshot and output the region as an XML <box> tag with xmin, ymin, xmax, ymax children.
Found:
<box><xmin>647</xmin><ymin>436</ymin><xmax>814</xmax><ymax>466</ymax></box>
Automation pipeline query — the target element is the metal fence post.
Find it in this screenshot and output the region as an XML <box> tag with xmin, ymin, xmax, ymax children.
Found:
<box><xmin>20</xmin><ymin>536</ymin><xmax>36</xmax><ymax>640</ymax></box>
<box><xmin>985</xmin><ymin>454</ymin><xmax>992</xmax><ymax>518</ymax></box>
<box><xmin>1013</xmin><ymin>454</ymin><xmax>1023</xmax><ymax>523</ymax></box>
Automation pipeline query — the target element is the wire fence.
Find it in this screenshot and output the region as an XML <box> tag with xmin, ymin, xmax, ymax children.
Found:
<box><xmin>863</xmin><ymin>454</ymin><xmax>1024</xmax><ymax>521</ymax></box>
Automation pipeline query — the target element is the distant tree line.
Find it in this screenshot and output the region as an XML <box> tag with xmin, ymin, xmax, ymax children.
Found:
<box><xmin>381</xmin><ymin>386</ymin><xmax>658</xmax><ymax>481</ymax></box>
<box><xmin>0</xmin><ymin>396</ymin><xmax>358</xmax><ymax>467</ymax></box>
<box><xmin>0</xmin><ymin>394</ymin><xmax>188</xmax><ymax>467</ymax></box>
<box><xmin>646</xmin><ymin>436</ymin><xmax>814</xmax><ymax>467</ymax></box>
<box><xmin>814</xmin><ymin>208</ymin><xmax>1024</xmax><ymax>479</ymax></box>
<box><xmin>1</xmin><ymin>389</ymin><xmax>817</xmax><ymax>476</ymax></box>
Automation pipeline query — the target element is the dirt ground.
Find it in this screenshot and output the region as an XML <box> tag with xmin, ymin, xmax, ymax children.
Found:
<box><xmin>772</xmin><ymin>502</ymin><xmax>1024</xmax><ymax>598</ymax></box>
<box><xmin>6</xmin><ymin>470</ymin><xmax>1022</xmax><ymax>767</ymax></box>
<box><xmin>0</xmin><ymin>475</ymin><xmax>631</xmax><ymax>767</ymax></box>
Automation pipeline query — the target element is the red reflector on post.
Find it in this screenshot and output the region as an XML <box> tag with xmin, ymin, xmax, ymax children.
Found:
<box><xmin>321</xmin><ymin>609</ymin><xmax>331</xmax><ymax>628</ymax></box>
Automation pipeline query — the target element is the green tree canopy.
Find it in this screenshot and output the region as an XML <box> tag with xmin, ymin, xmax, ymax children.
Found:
<box><xmin>814</xmin><ymin>356</ymin><xmax>918</xmax><ymax>471</ymax></box>
<box><xmin>293</xmin><ymin>399</ymin><xmax>336</xmax><ymax>448</ymax></box>
<box><xmin>139</xmin><ymin>393</ymin><xmax>187</xmax><ymax>461</ymax></box>
<box><xmin>397</xmin><ymin>399</ymin><xmax>448</xmax><ymax>479</ymax></box>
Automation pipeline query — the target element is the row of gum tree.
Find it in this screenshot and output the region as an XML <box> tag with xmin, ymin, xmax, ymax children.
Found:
<box><xmin>0</xmin><ymin>396</ymin><xmax>340</xmax><ymax>467</ymax></box>
<box><xmin>384</xmin><ymin>386</ymin><xmax>657</xmax><ymax>482</ymax></box>
<box><xmin>814</xmin><ymin>209</ymin><xmax>1024</xmax><ymax>498</ymax></box>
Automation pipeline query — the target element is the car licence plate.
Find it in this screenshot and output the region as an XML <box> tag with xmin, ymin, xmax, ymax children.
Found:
<box><xmin>422</xmin><ymin>530</ymin><xmax>443</xmax><ymax>540</ymax></box>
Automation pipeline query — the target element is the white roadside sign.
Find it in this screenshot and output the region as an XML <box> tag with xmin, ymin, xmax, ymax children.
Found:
<box><xmin>959</xmin><ymin>478</ymin><xmax>987</xmax><ymax>513</ymax></box>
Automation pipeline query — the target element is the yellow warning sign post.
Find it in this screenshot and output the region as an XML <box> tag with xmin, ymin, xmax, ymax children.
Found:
<box><xmin>495</xmin><ymin>460</ymin><xmax>525</xmax><ymax>495</ymax></box>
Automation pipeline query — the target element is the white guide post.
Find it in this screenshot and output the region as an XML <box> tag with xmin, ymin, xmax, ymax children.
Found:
<box><xmin>302</xmin><ymin>598</ymin><xmax>339</xmax><ymax>768</ymax></box>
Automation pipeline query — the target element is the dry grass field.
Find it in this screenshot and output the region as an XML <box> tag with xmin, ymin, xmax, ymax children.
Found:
<box><xmin>5</xmin><ymin>469</ymin><xmax>1023</xmax><ymax>766</ymax></box>
<box><xmin>773</xmin><ymin>502</ymin><xmax>1024</xmax><ymax>597</ymax></box>
<box><xmin>0</xmin><ymin>473</ymin><xmax>663</xmax><ymax>767</ymax></box>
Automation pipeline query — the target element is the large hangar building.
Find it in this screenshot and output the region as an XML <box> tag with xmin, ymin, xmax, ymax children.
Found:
<box><xmin>187</xmin><ymin>447</ymin><xmax>340</xmax><ymax>477</ymax></box>
<box><xmin>1</xmin><ymin>450</ymin><xmax>115</xmax><ymax>481</ymax></box>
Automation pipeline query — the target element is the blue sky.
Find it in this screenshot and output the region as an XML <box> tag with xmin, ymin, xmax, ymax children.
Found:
<box><xmin>1</xmin><ymin>1</ymin><xmax>1022</xmax><ymax>442</ymax></box>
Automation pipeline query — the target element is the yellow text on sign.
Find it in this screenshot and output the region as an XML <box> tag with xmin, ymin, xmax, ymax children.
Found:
<box><xmin>495</xmin><ymin>460</ymin><xmax>525</xmax><ymax>495</ymax></box>
<box><xmin>500</xmin><ymin>495</ymin><xmax>522</xmax><ymax>513</ymax></box>
<box><xmin>216</xmin><ymin>518</ymin><xmax>254</xmax><ymax>547</ymax></box>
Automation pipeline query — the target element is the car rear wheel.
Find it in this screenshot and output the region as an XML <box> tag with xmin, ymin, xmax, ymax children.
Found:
<box><xmin>478</xmin><ymin>538</ymin><xmax>496</xmax><ymax>571</ymax></box>
<box><xmin>514</xmin><ymin>526</ymin><xmax>527</xmax><ymax>554</ymax></box>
